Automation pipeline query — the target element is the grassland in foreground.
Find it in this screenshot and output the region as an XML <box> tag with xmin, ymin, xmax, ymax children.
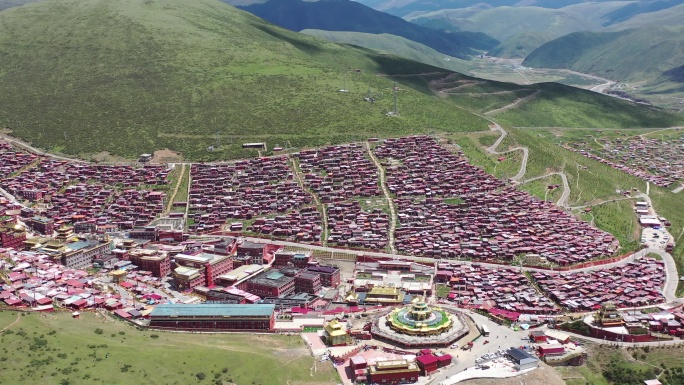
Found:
<box><xmin>556</xmin><ymin>343</ymin><xmax>684</xmax><ymax>385</ymax></box>
<box><xmin>0</xmin><ymin>310</ymin><xmax>339</xmax><ymax>385</ymax></box>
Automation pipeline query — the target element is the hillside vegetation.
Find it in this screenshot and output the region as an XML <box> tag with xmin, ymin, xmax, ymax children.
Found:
<box><xmin>523</xmin><ymin>27</ymin><xmax>684</xmax><ymax>90</ymax></box>
<box><xmin>0</xmin><ymin>0</ymin><xmax>38</xmax><ymax>10</ymax></box>
<box><xmin>0</xmin><ymin>311</ymin><xmax>337</xmax><ymax>385</ymax></box>
<box><xmin>230</xmin><ymin>0</ymin><xmax>499</xmax><ymax>58</ymax></box>
<box><xmin>0</xmin><ymin>0</ymin><xmax>492</xmax><ymax>161</ymax></box>
<box><xmin>355</xmin><ymin>0</ymin><xmax>628</xmax><ymax>17</ymax></box>
<box><xmin>406</xmin><ymin>2</ymin><xmax>629</xmax><ymax>58</ymax></box>
<box><xmin>301</xmin><ymin>29</ymin><xmax>472</xmax><ymax>73</ymax></box>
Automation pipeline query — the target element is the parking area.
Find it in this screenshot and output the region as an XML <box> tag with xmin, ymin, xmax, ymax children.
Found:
<box><xmin>641</xmin><ymin>227</ymin><xmax>673</xmax><ymax>250</ymax></box>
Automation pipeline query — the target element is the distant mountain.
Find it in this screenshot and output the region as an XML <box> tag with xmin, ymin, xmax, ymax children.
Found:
<box><xmin>523</xmin><ymin>25</ymin><xmax>684</xmax><ymax>93</ymax></box>
<box><xmin>408</xmin><ymin>5</ymin><xmax>605</xmax><ymax>59</ymax></box>
<box><xmin>600</xmin><ymin>0</ymin><xmax>684</xmax><ymax>26</ymax></box>
<box><xmin>0</xmin><ymin>0</ymin><xmax>39</xmax><ymax>11</ymax></box>
<box><xmin>226</xmin><ymin>0</ymin><xmax>499</xmax><ymax>58</ymax></box>
<box><xmin>407</xmin><ymin>2</ymin><xmax>638</xmax><ymax>58</ymax></box>
<box><xmin>301</xmin><ymin>29</ymin><xmax>472</xmax><ymax>73</ymax></box>
<box><xmin>606</xmin><ymin>1</ymin><xmax>684</xmax><ymax>29</ymax></box>
<box><xmin>486</xmin><ymin>32</ymin><xmax>552</xmax><ymax>59</ymax></box>
<box><xmin>354</xmin><ymin>0</ymin><xmax>629</xmax><ymax>17</ymax></box>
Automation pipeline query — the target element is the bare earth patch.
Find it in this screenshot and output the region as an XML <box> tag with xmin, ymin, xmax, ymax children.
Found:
<box><xmin>152</xmin><ymin>148</ymin><xmax>182</xmax><ymax>163</ymax></box>
<box><xmin>89</xmin><ymin>151</ymin><xmax>131</xmax><ymax>163</ymax></box>
<box><xmin>459</xmin><ymin>363</ymin><xmax>566</xmax><ymax>385</ymax></box>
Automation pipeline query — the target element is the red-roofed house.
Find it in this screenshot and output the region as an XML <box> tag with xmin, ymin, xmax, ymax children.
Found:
<box><xmin>416</xmin><ymin>354</ymin><xmax>439</xmax><ymax>375</ymax></box>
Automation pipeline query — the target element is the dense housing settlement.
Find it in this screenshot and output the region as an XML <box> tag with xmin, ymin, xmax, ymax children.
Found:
<box><xmin>0</xmin><ymin>135</ymin><xmax>682</xmax><ymax>385</ymax></box>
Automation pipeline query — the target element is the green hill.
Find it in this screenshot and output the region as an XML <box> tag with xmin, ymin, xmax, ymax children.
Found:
<box><xmin>486</xmin><ymin>32</ymin><xmax>553</xmax><ymax>59</ymax></box>
<box><xmin>229</xmin><ymin>0</ymin><xmax>499</xmax><ymax>58</ymax></box>
<box><xmin>0</xmin><ymin>0</ymin><xmax>490</xmax><ymax>161</ymax></box>
<box><xmin>355</xmin><ymin>0</ymin><xmax>628</xmax><ymax>17</ymax></box>
<box><xmin>0</xmin><ymin>0</ymin><xmax>681</xmax><ymax>162</ymax></box>
<box><xmin>300</xmin><ymin>29</ymin><xmax>472</xmax><ymax>73</ymax></box>
<box><xmin>408</xmin><ymin>6</ymin><xmax>599</xmax><ymax>42</ymax></box>
<box><xmin>407</xmin><ymin>3</ymin><xmax>627</xmax><ymax>58</ymax></box>
<box><xmin>0</xmin><ymin>0</ymin><xmax>38</xmax><ymax>10</ymax></box>
<box><xmin>523</xmin><ymin>27</ymin><xmax>684</xmax><ymax>90</ymax></box>
<box><xmin>608</xmin><ymin>2</ymin><xmax>684</xmax><ymax>29</ymax></box>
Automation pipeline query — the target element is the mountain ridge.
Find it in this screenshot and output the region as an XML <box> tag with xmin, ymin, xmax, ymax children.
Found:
<box><xmin>227</xmin><ymin>0</ymin><xmax>499</xmax><ymax>58</ymax></box>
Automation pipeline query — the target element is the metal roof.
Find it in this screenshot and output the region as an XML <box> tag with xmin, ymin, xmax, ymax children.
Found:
<box><xmin>507</xmin><ymin>348</ymin><xmax>538</xmax><ymax>364</ymax></box>
<box><xmin>151</xmin><ymin>303</ymin><xmax>275</xmax><ymax>317</ymax></box>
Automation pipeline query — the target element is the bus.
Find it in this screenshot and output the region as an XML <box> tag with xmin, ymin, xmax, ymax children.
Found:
<box><xmin>481</xmin><ymin>324</ymin><xmax>490</xmax><ymax>337</ymax></box>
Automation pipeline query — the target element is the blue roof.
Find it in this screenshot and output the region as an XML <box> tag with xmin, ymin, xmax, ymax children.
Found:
<box><xmin>150</xmin><ymin>303</ymin><xmax>275</xmax><ymax>318</ymax></box>
<box><xmin>67</xmin><ymin>241</ymin><xmax>94</xmax><ymax>251</ymax></box>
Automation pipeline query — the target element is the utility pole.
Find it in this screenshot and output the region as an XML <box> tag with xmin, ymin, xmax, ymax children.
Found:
<box><xmin>393</xmin><ymin>82</ymin><xmax>398</xmax><ymax>115</ymax></box>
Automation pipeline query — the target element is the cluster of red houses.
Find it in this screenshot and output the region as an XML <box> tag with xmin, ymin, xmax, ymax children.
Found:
<box><xmin>564</xmin><ymin>135</ymin><xmax>682</xmax><ymax>187</ymax></box>
<box><xmin>374</xmin><ymin>135</ymin><xmax>504</xmax><ymax>197</ymax></box>
<box><xmin>188</xmin><ymin>158</ymin><xmax>318</xmax><ymax>237</ymax></box>
<box><xmin>296</xmin><ymin>144</ymin><xmax>381</xmax><ymax>203</ymax></box>
<box><xmin>3</xmin><ymin>158</ymin><xmax>169</xmax><ymax>203</ymax></box>
<box><xmin>0</xmin><ymin>150</ymin><xmax>170</xmax><ymax>232</ymax></box>
<box><xmin>436</xmin><ymin>263</ymin><xmax>560</xmax><ymax>315</ymax></box>
<box><xmin>327</xmin><ymin>201</ymin><xmax>389</xmax><ymax>249</ymax></box>
<box><xmin>248</xmin><ymin>208</ymin><xmax>323</xmax><ymax>242</ymax></box>
<box><xmin>0</xmin><ymin>249</ymin><xmax>165</xmax><ymax>313</ymax></box>
<box><xmin>532</xmin><ymin>258</ymin><xmax>666</xmax><ymax>311</ymax></box>
<box><xmin>393</xmin><ymin>192</ymin><xmax>617</xmax><ymax>264</ymax></box>
<box><xmin>0</xmin><ymin>141</ymin><xmax>39</xmax><ymax>177</ymax></box>
<box><xmin>34</xmin><ymin>184</ymin><xmax>165</xmax><ymax>232</ymax></box>
<box><xmin>374</xmin><ymin>136</ymin><xmax>618</xmax><ymax>263</ymax></box>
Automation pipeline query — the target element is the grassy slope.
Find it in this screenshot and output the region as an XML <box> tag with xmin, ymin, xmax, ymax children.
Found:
<box><xmin>300</xmin><ymin>29</ymin><xmax>472</xmax><ymax>73</ymax></box>
<box><xmin>408</xmin><ymin>2</ymin><xmax>627</xmax><ymax>58</ymax></box>
<box><xmin>523</xmin><ymin>26</ymin><xmax>684</xmax><ymax>86</ymax></box>
<box><xmin>0</xmin><ymin>311</ymin><xmax>338</xmax><ymax>385</ymax></box>
<box><xmin>493</xmin><ymin>83</ymin><xmax>684</xmax><ymax>128</ymax></box>
<box><xmin>607</xmin><ymin>2</ymin><xmax>684</xmax><ymax>29</ymax></box>
<box><xmin>356</xmin><ymin>0</ymin><xmax>629</xmax><ymax>17</ymax></box>
<box><xmin>234</xmin><ymin>0</ymin><xmax>499</xmax><ymax>57</ymax></box>
<box><xmin>0</xmin><ymin>0</ymin><xmax>38</xmax><ymax>10</ymax></box>
<box><xmin>0</xmin><ymin>0</ymin><xmax>489</xmax><ymax>161</ymax></box>
<box><xmin>650</xmin><ymin>187</ymin><xmax>684</xmax><ymax>295</ymax></box>
<box><xmin>409</xmin><ymin>6</ymin><xmax>598</xmax><ymax>41</ymax></box>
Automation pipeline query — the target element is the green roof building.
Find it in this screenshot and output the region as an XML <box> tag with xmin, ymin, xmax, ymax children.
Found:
<box><xmin>149</xmin><ymin>304</ymin><xmax>276</xmax><ymax>332</ymax></box>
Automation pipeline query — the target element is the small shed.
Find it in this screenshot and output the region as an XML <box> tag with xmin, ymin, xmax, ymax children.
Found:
<box><xmin>529</xmin><ymin>330</ymin><xmax>548</xmax><ymax>343</ymax></box>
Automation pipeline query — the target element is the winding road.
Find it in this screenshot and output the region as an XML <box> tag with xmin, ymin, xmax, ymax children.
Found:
<box><xmin>366</xmin><ymin>142</ymin><xmax>397</xmax><ymax>255</ymax></box>
<box><xmin>484</xmin><ymin>123</ymin><xmax>530</xmax><ymax>182</ymax></box>
<box><xmin>289</xmin><ymin>154</ymin><xmax>330</xmax><ymax>245</ymax></box>
<box><xmin>484</xmin><ymin>89</ymin><xmax>540</xmax><ymax>116</ymax></box>
<box><xmin>518</xmin><ymin>172</ymin><xmax>571</xmax><ymax>208</ymax></box>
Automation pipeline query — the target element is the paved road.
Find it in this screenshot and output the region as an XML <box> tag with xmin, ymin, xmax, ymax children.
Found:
<box><xmin>0</xmin><ymin>186</ymin><xmax>28</xmax><ymax>209</ymax></box>
<box><xmin>366</xmin><ymin>142</ymin><xmax>397</xmax><ymax>254</ymax></box>
<box><xmin>484</xmin><ymin>124</ymin><xmax>530</xmax><ymax>182</ymax></box>
<box><xmin>0</xmin><ymin>134</ymin><xmax>88</xmax><ymax>163</ymax></box>
<box><xmin>217</xmin><ymin>236</ymin><xmax>681</xmax><ymax>302</ymax></box>
<box><xmin>518</xmin><ymin>171</ymin><xmax>571</xmax><ymax>208</ymax></box>
<box><xmin>485</xmin><ymin>123</ymin><xmax>571</xmax><ymax>205</ymax></box>
<box><xmin>426</xmin><ymin>310</ymin><xmax>527</xmax><ymax>385</ymax></box>
<box><xmin>484</xmin><ymin>90</ymin><xmax>540</xmax><ymax>116</ymax></box>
